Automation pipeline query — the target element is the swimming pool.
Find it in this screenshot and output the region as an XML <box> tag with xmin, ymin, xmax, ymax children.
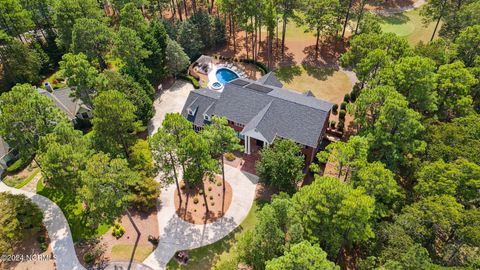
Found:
<box><xmin>216</xmin><ymin>68</ymin><xmax>239</xmax><ymax>84</ymax></box>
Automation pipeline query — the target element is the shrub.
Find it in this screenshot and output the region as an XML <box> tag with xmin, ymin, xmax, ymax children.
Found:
<box><xmin>344</xmin><ymin>93</ymin><xmax>350</xmax><ymax>103</ymax></box>
<box><xmin>6</xmin><ymin>158</ymin><xmax>29</xmax><ymax>173</ymax></box>
<box><xmin>180</xmin><ymin>182</ymin><xmax>186</xmax><ymax>189</ymax></box>
<box><xmin>337</xmin><ymin>120</ymin><xmax>345</xmax><ymax>132</ymax></box>
<box><xmin>339</xmin><ymin>110</ymin><xmax>346</xmax><ymax>120</ymax></box>
<box><xmin>84</xmin><ymin>252</ymin><xmax>95</xmax><ymax>265</ymax></box>
<box><xmin>129</xmin><ymin>140</ymin><xmax>154</xmax><ymax>175</ymax></box>
<box><xmin>330</xmin><ymin>120</ymin><xmax>336</xmax><ymax>129</ymax></box>
<box><xmin>193</xmin><ymin>197</ymin><xmax>199</xmax><ymax>204</ymax></box>
<box><xmin>211</xmin><ymin>202</ymin><xmax>215</xmax><ymax>206</ymax></box>
<box><xmin>224</xmin><ymin>152</ymin><xmax>236</xmax><ymax>161</ymax></box>
<box><xmin>209</xmin><ymin>195</ymin><xmax>213</xmax><ymax>200</ymax></box>
<box><xmin>340</xmin><ymin>102</ymin><xmax>347</xmax><ymax>110</ymax></box>
<box><xmin>208</xmin><ymin>186</ymin><xmax>212</xmax><ymax>191</ymax></box>
<box><xmin>350</xmin><ymin>86</ymin><xmax>360</xmax><ymax>102</ymax></box>
<box><xmin>178</xmin><ymin>74</ymin><xmax>200</xmax><ymax>89</ymax></box>
<box><xmin>126</xmin><ymin>176</ymin><xmax>160</xmax><ymax>210</ymax></box>
<box><xmin>240</xmin><ymin>58</ymin><xmax>269</xmax><ymax>74</ymax></box>
<box><xmin>332</xmin><ymin>104</ymin><xmax>339</xmax><ymax>114</ymax></box>
<box><xmin>112</xmin><ymin>223</ymin><xmax>125</xmax><ymax>239</ymax></box>
<box><xmin>216</xmin><ymin>181</ymin><xmax>222</xmax><ymax>186</ymax></box>
<box><xmin>199</xmin><ymin>190</ymin><xmax>204</xmax><ymax>195</ymax></box>
<box><xmin>37</xmin><ymin>235</ymin><xmax>47</xmax><ymax>252</ymax></box>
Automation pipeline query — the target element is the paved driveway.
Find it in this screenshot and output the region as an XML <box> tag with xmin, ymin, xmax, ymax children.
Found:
<box><xmin>143</xmin><ymin>165</ymin><xmax>258</xmax><ymax>270</ymax></box>
<box><xmin>148</xmin><ymin>80</ymin><xmax>194</xmax><ymax>135</ymax></box>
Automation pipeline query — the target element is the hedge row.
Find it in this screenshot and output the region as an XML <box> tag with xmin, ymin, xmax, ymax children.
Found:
<box><xmin>216</xmin><ymin>55</ymin><xmax>269</xmax><ymax>75</ymax></box>
<box><xmin>239</xmin><ymin>59</ymin><xmax>269</xmax><ymax>75</ymax></box>
<box><xmin>178</xmin><ymin>74</ymin><xmax>200</xmax><ymax>89</ymax></box>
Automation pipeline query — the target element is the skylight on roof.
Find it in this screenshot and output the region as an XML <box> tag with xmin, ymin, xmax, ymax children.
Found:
<box><xmin>245</xmin><ymin>83</ymin><xmax>274</xmax><ymax>93</ymax></box>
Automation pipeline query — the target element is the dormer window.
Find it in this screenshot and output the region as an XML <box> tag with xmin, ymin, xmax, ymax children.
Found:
<box><xmin>204</xmin><ymin>114</ymin><xmax>211</xmax><ymax>121</ymax></box>
<box><xmin>187</xmin><ymin>108</ymin><xmax>194</xmax><ymax>116</ymax></box>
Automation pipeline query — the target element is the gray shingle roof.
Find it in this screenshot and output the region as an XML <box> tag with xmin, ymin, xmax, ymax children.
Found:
<box><xmin>181</xmin><ymin>88</ymin><xmax>220</xmax><ymax>127</ymax></box>
<box><xmin>0</xmin><ymin>136</ymin><xmax>9</xmax><ymax>160</ymax></box>
<box><xmin>38</xmin><ymin>87</ymin><xmax>90</xmax><ymax>120</ymax></box>
<box><xmin>181</xmin><ymin>77</ymin><xmax>333</xmax><ymax>148</ymax></box>
<box><xmin>257</xmin><ymin>72</ymin><xmax>284</xmax><ymax>88</ymax></box>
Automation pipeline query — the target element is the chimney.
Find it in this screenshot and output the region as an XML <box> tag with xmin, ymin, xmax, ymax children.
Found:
<box><xmin>44</xmin><ymin>82</ymin><xmax>53</xmax><ymax>92</ymax></box>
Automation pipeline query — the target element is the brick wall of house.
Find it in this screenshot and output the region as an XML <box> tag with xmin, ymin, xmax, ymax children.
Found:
<box><xmin>301</xmin><ymin>146</ymin><xmax>315</xmax><ymax>165</ymax></box>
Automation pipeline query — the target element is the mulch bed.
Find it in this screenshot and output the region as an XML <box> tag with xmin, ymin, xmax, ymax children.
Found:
<box><xmin>174</xmin><ymin>176</ymin><xmax>233</xmax><ymax>224</ymax></box>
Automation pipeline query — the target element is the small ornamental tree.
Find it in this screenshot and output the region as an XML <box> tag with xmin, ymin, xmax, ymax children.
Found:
<box><xmin>332</xmin><ymin>104</ymin><xmax>339</xmax><ymax>114</ymax></box>
<box><xmin>256</xmin><ymin>139</ymin><xmax>304</xmax><ymax>194</ymax></box>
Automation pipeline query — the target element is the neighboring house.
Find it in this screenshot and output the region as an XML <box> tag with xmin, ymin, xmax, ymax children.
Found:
<box><xmin>0</xmin><ymin>136</ymin><xmax>17</xmax><ymax>175</ymax></box>
<box><xmin>38</xmin><ymin>87</ymin><xmax>92</xmax><ymax>124</ymax></box>
<box><xmin>181</xmin><ymin>72</ymin><xmax>333</xmax><ymax>167</ymax></box>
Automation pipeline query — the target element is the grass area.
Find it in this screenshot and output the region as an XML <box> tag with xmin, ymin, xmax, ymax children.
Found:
<box><xmin>36</xmin><ymin>180</ymin><xmax>110</xmax><ymax>242</ymax></box>
<box><xmin>275</xmin><ymin>65</ymin><xmax>352</xmax><ymax>106</ymax></box>
<box><xmin>166</xmin><ymin>201</ymin><xmax>263</xmax><ymax>270</ymax></box>
<box><xmin>378</xmin><ymin>8</ymin><xmax>441</xmax><ymax>45</ymax></box>
<box><xmin>42</xmin><ymin>70</ymin><xmax>66</xmax><ymax>89</ymax></box>
<box><xmin>110</xmin><ymin>245</ymin><xmax>154</xmax><ymax>262</ymax></box>
<box><xmin>3</xmin><ymin>168</ymin><xmax>41</xmax><ymax>189</ymax></box>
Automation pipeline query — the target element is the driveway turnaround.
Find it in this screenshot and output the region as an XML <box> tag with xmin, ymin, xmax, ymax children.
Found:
<box><xmin>148</xmin><ymin>80</ymin><xmax>194</xmax><ymax>135</ymax></box>
<box><xmin>143</xmin><ymin>165</ymin><xmax>258</xmax><ymax>270</ymax></box>
<box><xmin>0</xmin><ymin>181</ymin><xmax>85</xmax><ymax>270</ymax></box>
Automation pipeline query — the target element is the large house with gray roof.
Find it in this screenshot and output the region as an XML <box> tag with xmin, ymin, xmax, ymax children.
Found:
<box><xmin>181</xmin><ymin>72</ymin><xmax>333</xmax><ymax>166</ymax></box>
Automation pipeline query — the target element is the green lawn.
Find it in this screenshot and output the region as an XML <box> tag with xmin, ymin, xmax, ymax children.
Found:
<box><xmin>111</xmin><ymin>244</ymin><xmax>154</xmax><ymax>262</ymax></box>
<box><xmin>166</xmin><ymin>201</ymin><xmax>263</xmax><ymax>270</ymax></box>
<box><xmin>36</xmin><ymin>180</ymin><xmax>110</xmax><ymax>242</ymax></box>
<box><xmin>275</xmin><ymin>65</ymin><xmax>352</xmax><ymax>106</ymax></box>
<box><xmin>3</xmin><ymin>168</ymin><xmax>40</xmax><ymax>189</ymax></box>
<box><xmin>378</xmin><ymin>8</ymin><xmax>441</xmax><ymax>45</ymax></box>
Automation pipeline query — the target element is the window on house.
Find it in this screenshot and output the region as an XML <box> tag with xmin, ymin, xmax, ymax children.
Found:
<box><xmin>235</xmin><ymin>122</ymin><xmax>245</xmax><ymax>128</ymax></box>
<box><xmin>236</xmin><ymin>132</ymin><xmax>245</xmax><ymax>140</ymax></box>
<box><xmin>188</xmin><ymin>108</ymin><xmax>194</xmax><ymax>116</ymax></box>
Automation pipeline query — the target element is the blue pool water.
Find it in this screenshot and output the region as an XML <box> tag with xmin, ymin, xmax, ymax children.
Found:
<box><xmin>216</xmin><ymin>68</ymin><xmax>238</xmax><ymax>84</ymax></box>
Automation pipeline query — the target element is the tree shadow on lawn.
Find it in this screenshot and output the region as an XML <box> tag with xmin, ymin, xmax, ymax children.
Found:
<box><xmin>302</xmin><ymin>64</ymin><xmax>335</xmax><ymax>81</ymax></box>
<box><xmin>37</xmin><ymin>182</ymin><xmax>110</xmax><ymax>242</ymax></box>
<box><xmin>301</xmin><ymin>38</ymin><xmax>346</xmax><ymax>70</ymax></box>
<box><xmin>275</xmin><ymin>65</ymin><xmax>303</xmax><ymax>83</ymax></box>
<box><xmin>378</xmin><ymin>12</ymin><xmax>410</xmax><ymax>25</ymax></box>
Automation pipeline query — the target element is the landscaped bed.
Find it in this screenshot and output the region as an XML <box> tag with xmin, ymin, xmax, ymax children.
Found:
<box><xmin>175</xmin><ymin>175</ymin><xmax>233</xmax><ymax>224</ymax></box>
<box><xmin>0</xmin><ymin>230</ymin><xmax>54</xmax><ymax>270</ymax></box>
<box><xmin>3</xmin><ymin>167</ymin><xmax>40</xmax><ymax>189</ymax></box>
<box><xmin>75</xmin><ymin>208</ymin><xmax>158</xmax><ymax>268</ymax></box>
